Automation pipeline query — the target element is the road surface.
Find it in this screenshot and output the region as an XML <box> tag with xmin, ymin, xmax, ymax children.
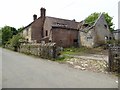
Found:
<box><xmin>2</xmin><ymin>48</ymin><xmax>118</xmax><ymax>88</ymax></box>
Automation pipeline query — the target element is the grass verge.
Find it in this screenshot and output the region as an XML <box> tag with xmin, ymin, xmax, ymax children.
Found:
<box><xmin>62</xmin><ymin>46</ymin><xmax>108</xmax><ymax>55</ymax></box>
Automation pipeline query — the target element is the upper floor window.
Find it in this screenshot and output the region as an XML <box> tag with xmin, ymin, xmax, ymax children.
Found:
<box><xmin>104</xmin><ymin>24</ymin><xmax>107</xmax><ymax>29</ymax></box>
<box><xmin>53</xmin><ymin>22</ymin><xmax>67</xmax><ymax>27</ymax></box>
<box><xmin>87</xmin><ymin>36</ymin><xmax>92</xmax><ymax>39</ymax></box>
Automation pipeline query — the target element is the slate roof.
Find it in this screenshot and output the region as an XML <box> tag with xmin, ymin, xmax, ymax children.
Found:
<box><xmin>46</xmin><ymin>16</ymin><xmax>79</xmax><ymax>30</ymax></box>
<box><xmin>23</xmin><ymin>16</ymin><xmax>79</xmax><ymax>30</ymax></box>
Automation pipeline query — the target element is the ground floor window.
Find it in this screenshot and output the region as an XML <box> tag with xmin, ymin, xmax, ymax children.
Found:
<box><xmin>46</xmin><ymin>30</ymin><xmax>48</xmax><ymax>36</ymax></box>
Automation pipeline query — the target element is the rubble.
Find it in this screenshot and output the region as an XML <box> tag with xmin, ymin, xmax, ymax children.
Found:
<box><xmin>66</xmin><ymin>61</ymin><xmax>74</xmax><ymax>65</ymax></box>
<box><xmin>65</xmin><ymin>57</ymin><xmax>108</xmax><ymax>73</ymax></box>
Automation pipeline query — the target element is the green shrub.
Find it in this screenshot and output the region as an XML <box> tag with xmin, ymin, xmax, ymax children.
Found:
<box><xmin>6</xmin><ymin>34</ymin><xmax>24</xmax><ymax>51</ymax></box>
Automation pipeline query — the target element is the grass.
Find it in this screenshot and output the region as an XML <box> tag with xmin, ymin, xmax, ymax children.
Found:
<box><xmin>62</xmin><ymin>46</ymin><xmax>108</xmax><ymax>56</ymax></box>
<box><xmin>55</xmin><ymin>55</ymin><xmax>73</xmax><ymax>63</ymax></box>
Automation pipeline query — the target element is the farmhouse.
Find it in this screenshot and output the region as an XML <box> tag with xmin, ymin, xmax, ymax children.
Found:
<box><xmin>22</xmin><ymin>8</ymin><xmax>113</xmax><ymax>48</ymax></box>
<box><xmin>22</xmin><ymin>8</ymin><xmax>79</xmax><ymax>47</ymax></box>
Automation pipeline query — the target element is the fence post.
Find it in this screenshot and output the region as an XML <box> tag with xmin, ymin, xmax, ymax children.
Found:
<box><xmin>53</xmin><ymin>45</ymin><xmax>56</xmax><ymax>58</ymax></box>
<box><xmin>108</xmin><ymin>45</ymin><xmax>112</xmax><ymax>71</ymax></box>
<box><xmin>117</xmin><ymin>47</ymin><xmax>120</xmax><ymax>74</ymax></box>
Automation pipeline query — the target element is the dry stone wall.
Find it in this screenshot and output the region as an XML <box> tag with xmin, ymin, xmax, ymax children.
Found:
<box><xmin>19</xmin><ymin>43</ymin><xmax>60</xmax><ymax>59</ymax></box>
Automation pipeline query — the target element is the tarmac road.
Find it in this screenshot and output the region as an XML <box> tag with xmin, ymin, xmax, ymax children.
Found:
<box><xmin>1</xmin><ymin>48</ymin><xmax>118</xmax><ymax>88</ymax></box>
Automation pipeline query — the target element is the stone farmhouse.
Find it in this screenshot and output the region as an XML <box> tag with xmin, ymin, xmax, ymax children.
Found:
<box><xmin>22</xmin><ymin>8</ymin><xmax>79</xmax><ymax>47</ymax></box>
<box><xmin>22</xmin><ymin>8</ymin><xmax>112</xmax><ymax>48</ymax></box>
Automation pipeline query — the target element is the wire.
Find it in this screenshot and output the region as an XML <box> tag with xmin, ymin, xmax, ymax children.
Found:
<box><xmin>54</xmin><ymin>0</ymin><xmax>77</xmax><ymax>14</ymax></box>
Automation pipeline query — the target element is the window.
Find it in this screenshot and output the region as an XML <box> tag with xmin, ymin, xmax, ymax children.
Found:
<box><xmin>46</xmin><ymin>30</ymin><xmax>48</xmax><ymax>36</ymax></box>
<box><xmin>74</xmin><ymin>39</ymin><xmax>78</xmax><ymax>42</ymax></box>
<box><xmin>109</xmin><ymin>37</ymin><xmax>112</xmax><ymax>40</ymax></box>
<box><xmin>53</xmin><ymin>22</ymin><xmax>67</xmax><ymax>27</ymax></box>
<box><xmin>26</xmin><ymin>39</ymin><xmax>28</xmax><ymax>42</ymax></box>
<box><xmin>105</xmin><ymin>36</ymin><xmax>108</xmax><ymax>40</ymax></box>
<box><xmin>87</xmin><ymin>36</ymin><xmax>92</xmax><ymax>39</ymax></box>
<box><xmin>115</xmin><ymin>54</ymin><xmax>118</xmax><ymax>57</ymax></box>
<box><xmin>104</xmin><ymin>24</ymin><xmax>107</xmax><ymax>29</ymax></box>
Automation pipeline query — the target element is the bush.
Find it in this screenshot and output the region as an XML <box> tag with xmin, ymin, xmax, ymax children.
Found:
<box><xmin>6</xmin><ymin>34</ymin><xmax>23</xmax><ymax>51</ymax></box>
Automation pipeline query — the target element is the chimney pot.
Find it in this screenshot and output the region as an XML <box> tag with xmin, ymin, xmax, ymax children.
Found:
<box><xmin>33</xmin><ymin>14</ymin><xmax>37</xmax><ymax>21</ymax></box>
<box><xmin>40</xmin><ymin>7</ymin><xmax>46</xmax><ymax>18</ymax></box>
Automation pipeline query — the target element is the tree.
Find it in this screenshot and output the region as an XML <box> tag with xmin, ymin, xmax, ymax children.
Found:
<box><xmin>85</xmin><ymin>12</ymin><xmax>114</xmax><ymax>32</ymax></box>
<box><xmin>1</xmin><ymin>26</ymin><xmax>18</xmax><ymax>46</ymax></box>
<box><xmin>17</xmin><ymin>26</ymin><xmax>24</xmax><ymax>33</ymax></box>
<box><xmin>7</xmin><ymin>34</ymin><xmax>23</xmax><ymax>51</ymax></box>
<box><xmin>103</xmin><ymin>12</ymin><xmax>114</xmax><ymax>32</ymax></box>
<box><xmin>85</xmin><ymin>12</ymin><xmax>99</xmax><ymax>26</ymax></box>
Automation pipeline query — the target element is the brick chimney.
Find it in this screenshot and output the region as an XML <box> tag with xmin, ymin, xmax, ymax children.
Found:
<box><xmin>33</xmin><ymin>14</ymin><xmax>37</xmax><ymax>21</ymax></box>
<box><xmin>40</xmin><ymin>7</ymin><xmax>46</xmax><ymax>38</ymax></box>
<box><xmin>40</xmin><ymin>7</ymin><xmax>46</xmax><ymax>18</ymax></box>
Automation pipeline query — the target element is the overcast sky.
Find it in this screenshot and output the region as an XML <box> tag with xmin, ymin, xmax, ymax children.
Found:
<box><xmin>0</xmin><ymin>0</ymin><xmax>119</xmax><ymax>29</ymax></box>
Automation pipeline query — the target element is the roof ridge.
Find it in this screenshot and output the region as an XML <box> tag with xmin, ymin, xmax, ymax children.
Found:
<box><xmin>46</xmin><ymin>16</ymin><xmax>79</xmax><ymax>23</ymax></box>
<box><xmin>92</xmin><ymin>13</ymin><xmax>103</xmax><ymax>26</ymax></box>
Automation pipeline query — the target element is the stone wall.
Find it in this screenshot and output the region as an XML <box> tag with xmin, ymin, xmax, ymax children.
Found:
<box><xmin>80</xmin><ymin>28</ymin><xmax>95</xmax><ymax>48</ymax></box>
<box><xmin>19</xmin><ymin>43</ymin><xmax>60</xmax><ymax>59</ymax></box>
